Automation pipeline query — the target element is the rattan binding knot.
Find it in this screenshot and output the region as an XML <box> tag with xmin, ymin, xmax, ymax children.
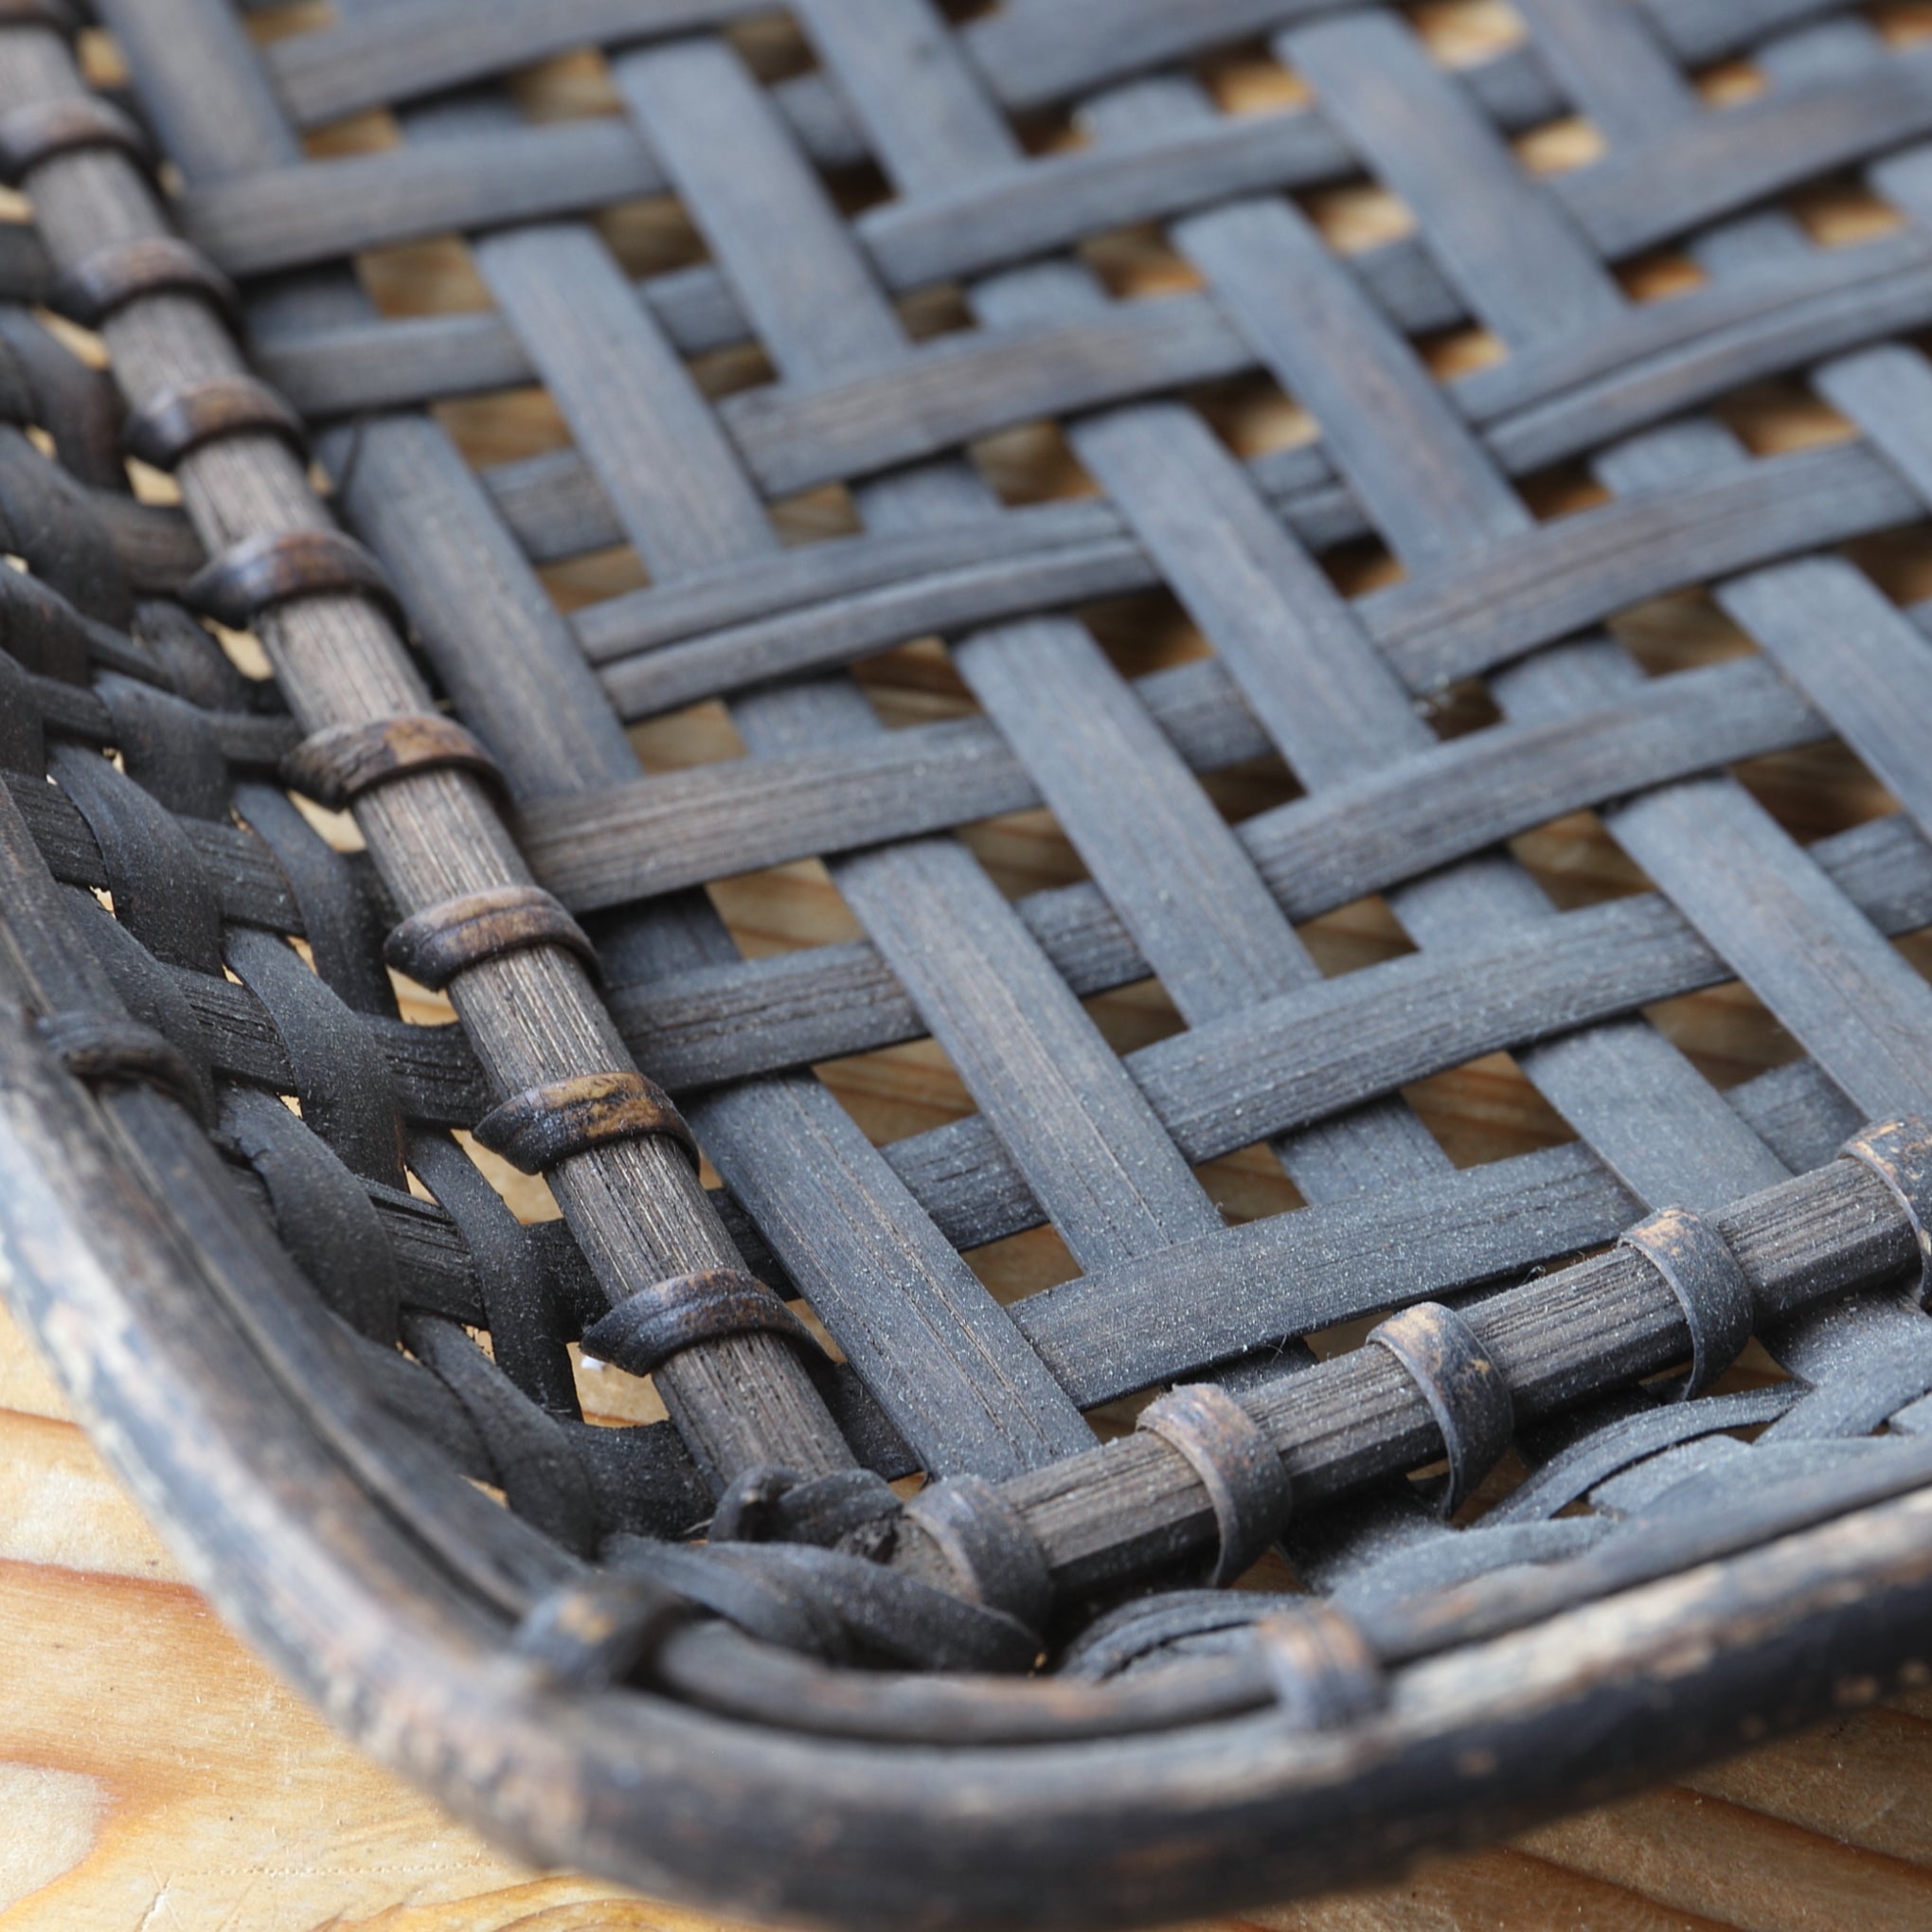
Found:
<box><xmin>185</xmin><ymin>528</ymin><xmax>398</xmax><ymax>629</ymax></box>
<box><xmin>121</xmin><ymin>374</ymin><xmax>306</xmax><ymax>471</ymax></box>
<box><xmin>512</xmin><ymin>1574</ymin><xmax>689</xmax><ymax>1691</ymax></box>
<box><xmin>1619</xmin><ymin>1206</ymin><xmax>1756</xmax><ymax>1398</ymax></box>
<box><xmin>0</xmin><ymin>95</ymin><xmax>147</xmax><ymax>184</ymax></box>
<box><xmin>903</xmin><ymin>1474</ymin><xmax>1053</xmax><ymax>1635</ymax></box>
<box><xmin>1839</xmin><ymin>1117</ymin><xmax>1932</xmax><ymax>1305</ymax></box>
<box><xmin>472</xmin><ymin>1068</ymin><xmax>696</xmax><ymax>1174</ymax></box>
<box><xmin>711</xmin><ymin>1465</ymin><xmax>903</xmax><ymax>1558</ymax></box>
<box><xmin>1254</xmin><ymin>1603</ymin><xmax>1386</xmax><ymax>1732</ymax></box>
<box><xmin>1136</xmin><ymin>1383</ymin><xmax>1293</xmax><ymax>1586</ymax></box>
<box><xmin>1368</xmin><ymin>1301</ymin><xmax>1514</xmax><ymax>1517</ymax></box>
<box><xmin>580</xmin><ymin>1268</ymin><xmax>817</xmax><ymax>1381</ymax></box>
<box><xmin>36</xmin><ymin>1011</ymin><xmax>210</xmax><ymax>1123</ymax></box>
<box><xmin>282</xmin><ymin>712</ymin><xmax>502</xmax><ymax>813</ymax></box>
<box><xmin>383</xmin><ymin>884</ymin><xmax>594</xmax><ymax>991</ymax></box>
<box><xmin>48</xmin><ymin>235</ymin><xmax>237</xmax><ymax>331</ymax></box>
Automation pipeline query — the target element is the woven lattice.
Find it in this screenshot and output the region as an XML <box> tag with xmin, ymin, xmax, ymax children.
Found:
<box><xmin>6</xmin><ymin>1</ymin><xmax>1932</xmax><ymax>1923</ymax></box>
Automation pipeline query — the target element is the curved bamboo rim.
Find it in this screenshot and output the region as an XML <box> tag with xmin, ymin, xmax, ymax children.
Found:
<box><xmin>5</xmin><ymin>986</ymin><xmax>1932</xmax><ymax>1928</ymax></box>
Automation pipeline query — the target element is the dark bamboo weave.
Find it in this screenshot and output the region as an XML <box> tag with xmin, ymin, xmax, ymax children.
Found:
<box><xmin>7</xmin><ymin>1</ymin><xmax>1932</xmax><ymax>1924</ymax></box>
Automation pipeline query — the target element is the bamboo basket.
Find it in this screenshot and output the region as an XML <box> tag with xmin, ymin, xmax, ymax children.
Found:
<box><xmin>4</xmin><ymin>1</ymin><xmax>1932</xmax><ymax>1924</ymax></box>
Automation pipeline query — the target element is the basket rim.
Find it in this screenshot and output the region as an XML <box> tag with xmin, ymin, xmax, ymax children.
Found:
<box><xmin>6</xmin><ymin>988</ymin><xmax>1932</xmax><ymax>1931</ymax></box>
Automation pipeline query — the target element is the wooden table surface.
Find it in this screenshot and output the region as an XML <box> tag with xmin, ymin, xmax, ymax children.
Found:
<box><xmin>8</xmin><ymin>5</ymin><xmax>1932</xmax><ymax>1925</ymax></box>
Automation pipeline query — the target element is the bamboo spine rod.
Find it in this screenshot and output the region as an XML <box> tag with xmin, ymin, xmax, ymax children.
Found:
<box><xmin>897</xmin><ymin>1144</ymin><xmax>1924</xmax><ymax>1601</ymax></box>
<box><xmin>0</xmin><ymin>20</ymin><xmax>849</xmax><ymax>1493</ymax></box>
